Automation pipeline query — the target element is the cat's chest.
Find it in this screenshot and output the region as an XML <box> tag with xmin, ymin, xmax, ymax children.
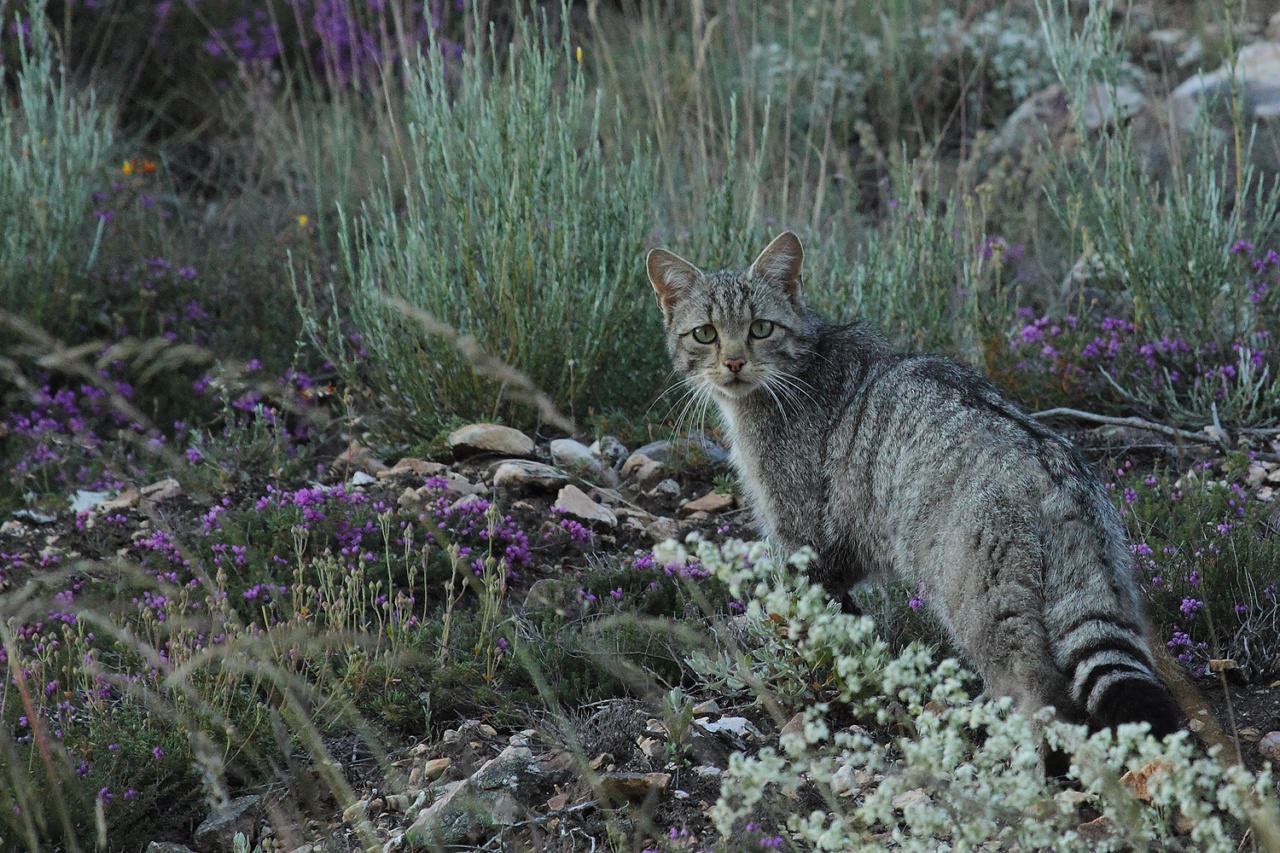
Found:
<box><xmin>720</xmin><ymin>403</ymin><xmax>820</xmax><ymax>541</ymax></box>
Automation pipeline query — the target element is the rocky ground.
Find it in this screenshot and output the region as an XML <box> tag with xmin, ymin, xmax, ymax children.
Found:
<box><xmin>4</xmin><ymin>419</ymin><xmax>1279</xmax><ymax>852</ymax></box>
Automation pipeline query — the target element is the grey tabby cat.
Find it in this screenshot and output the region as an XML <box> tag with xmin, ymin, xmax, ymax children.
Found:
<box><xmin>645</xmin><ymin>231</ymin><xmax>1180</xmax><ymax>736</ymax></box>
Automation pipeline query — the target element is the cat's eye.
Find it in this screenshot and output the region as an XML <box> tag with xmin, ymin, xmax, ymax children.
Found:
<box><xmin>692</xmin><ymin>324</ymin><xmax>718</xmax><ymax>344</ymax></box>
<box><xmin>749</xmin><ymin>319</ymin><xmax>775</xmax><ymax>339</ymax></box>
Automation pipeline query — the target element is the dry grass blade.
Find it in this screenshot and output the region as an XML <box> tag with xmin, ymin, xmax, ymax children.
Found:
<box><xmin>381</xmin><ymin>294</ymin><xmax>577</xmax><ymax>435</ymax></box>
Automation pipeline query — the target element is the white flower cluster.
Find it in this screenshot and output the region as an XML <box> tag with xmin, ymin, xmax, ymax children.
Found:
<box><xmin>657</xmin><ymin>536</ymin><xmax>1280</xmax><ymax>852</ymax></box>
<box><xmin>921</xmin><ymin>10</ymin><xmax>1057</xmax><ymax>103</ymax></box>
<box><xmin>744</xmin><ymin>6</ymin><xmax>1059</xmax><ymax>127</ymax></box>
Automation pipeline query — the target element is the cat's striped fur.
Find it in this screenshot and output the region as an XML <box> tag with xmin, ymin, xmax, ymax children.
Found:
<box><xmin>646</xmin><ymin>232</ymin><xmax>1180</xmax><ymax>735</ymax></box>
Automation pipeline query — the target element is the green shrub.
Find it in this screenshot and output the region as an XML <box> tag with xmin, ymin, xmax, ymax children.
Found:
<box><xmin>0</xmin><ymin>0</ymin><xmax>113</xmax><ymax>331</ymax></box>
<box><xmin>298</xmin><ymin>13</ymin><xmax>669</xmax><ymax>437</ymax></box>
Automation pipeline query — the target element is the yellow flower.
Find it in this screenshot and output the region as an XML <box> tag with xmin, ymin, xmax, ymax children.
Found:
<box><xmin>296</xmin><ymin>214</ymin><xmax>310</xmax><ymax>228</ymax></box>
<box><xmin>122</xmin><ymin>160</ymin><xmax>134</xmax><ymax>176</ymax></box>
<box><xmin>575</xmin><ymin>45</ymin><xmax>583</xmax><ymax>65</ymax></box>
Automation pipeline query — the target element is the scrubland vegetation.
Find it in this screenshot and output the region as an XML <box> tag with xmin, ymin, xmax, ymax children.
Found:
<box><xmin>3</xmin><ymin>0</ymin><xmax>1280</xmax><ymax>850</ymax></box>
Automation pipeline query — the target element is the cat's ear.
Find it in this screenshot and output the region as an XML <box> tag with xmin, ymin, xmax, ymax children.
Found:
<box><xmin>647</xmin><ymin>248</ymin><xmax>702</xmax><ymax>314</ymax></box>
<box><xmin>750</xmin><ymin>231</ymin><xmax>804</xmax><ymax>302</ymax></box>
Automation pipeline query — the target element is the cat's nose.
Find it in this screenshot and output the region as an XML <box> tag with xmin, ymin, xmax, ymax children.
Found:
<box><xmin>723</xmin><ymin>358</ymin><xmax>745</xmax><ymax>374</ymax></box>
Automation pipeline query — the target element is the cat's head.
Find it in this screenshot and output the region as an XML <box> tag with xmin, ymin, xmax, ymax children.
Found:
<box><xmin>645</xmin><ymin>232</ymin><xmax>813</xmax><ymax>402</ymax></box>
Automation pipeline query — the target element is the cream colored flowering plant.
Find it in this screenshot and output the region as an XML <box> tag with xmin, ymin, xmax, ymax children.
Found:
<box><xmin>656</xmin><ymin>536</ymin><xmax>1280</xmax><ymax>852</ymax></box>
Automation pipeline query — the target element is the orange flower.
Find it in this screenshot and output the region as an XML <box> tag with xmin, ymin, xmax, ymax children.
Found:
<box><xmin>122</xmin><ymin>157</ymin><xmax>158</xmax><ymax>176</ymax></box>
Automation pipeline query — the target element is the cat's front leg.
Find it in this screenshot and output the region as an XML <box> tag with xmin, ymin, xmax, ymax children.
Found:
<box><xmin>810</xmin><ymin>538</ymin><xmax>866</xmax><ymax>614</ymax></box>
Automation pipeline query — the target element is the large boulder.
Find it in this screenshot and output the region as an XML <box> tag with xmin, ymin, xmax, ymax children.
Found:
<box><xmin>1134</xmin><ymin>41</ymin><xmax>1280</xmax><ymax>186</ymax></box>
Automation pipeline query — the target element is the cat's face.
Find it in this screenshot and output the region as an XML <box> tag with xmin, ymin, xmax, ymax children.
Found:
<box><xmin>647</xmin><ymin>232</ymin><xmax>812</xmax><ymax>402</ymax></box>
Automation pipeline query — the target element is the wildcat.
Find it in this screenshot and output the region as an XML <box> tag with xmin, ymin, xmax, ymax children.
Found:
<box><xmin>645</xmin><ymin>231</ymin><xmax>1180</xmax><ymax>736</ymax></box>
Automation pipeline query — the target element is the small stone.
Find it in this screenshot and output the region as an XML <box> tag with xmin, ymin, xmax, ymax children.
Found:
<box><xmin>398</xmin><ymin>487</ymin><xmax>422</xmax><ymax>511</ymax></box>
<box><xmin>493</xmin><ymin>460</ymin><xmax>569</xmax><ymax>492</ymax></box>
<box><xmin>554</xmin><ymin>484</ymin><xmax>617</xmax><ymax>527</ymax></box>
<box><xmin>1239</xmin><ymin>727</ymin><xmax>1262</xmax><ymax>742</ymax></box>
<box><xmin>550</xmin><ymin>438</ymin><xmax>605</xmax><ymax>476</ymax></box>
<box><xmin>547</xmin><ymin>792</ymin><xmax>570</xmax><ymax>811</ymax></box>
<box><xmin>831</xmin><ymin>763</ymin><xmax>860</xmax><ymax>798</ymax></box>
<box><xmin>422</xmin><ymin>756</ymin><xmax>452</xmax><ymax>781</ymax></box>
<box><xmin>377</xmin><ymin>457</ymin><xmax>447</xmax><ymax>480</ymax></box>
<box><xmin>696</xmin><ymin>716</ymin><xmax>760</xmax><ymax>739</ymax></box>
<box><xmin>601</xmin><ymin>772</ymin><xmax>670</xmax><ymax>802</ymax></box>
<box><xmin>1076</xmin><ymin>816</ymin><xmax>1114</xmax><ymax>842</ymax></box>
<box><xmin>447</xmin><ymin>423</ymin><xmax>534</xmax><ymax>458</ymax></box>
<box><xmin>68</xmin><ymin>491</ymin><xmax>109</xmax><ymax>514</ymax></box>
<box><xmin>637</xmin><ymin>736</ymin><xmax>664</xmax><ymax>759</ymax></box>
<box><xmin>691</xmin><ymin>699</ymin><xmax>720</xmax><ymax>716</ymax></box>
<box><xmin>331</xmin><ymin>440</ymin><xmax>387</xmax><ymax>475</ymax></box>
<box><xmin>645</xmin><ymin>516</ymin><xmax>680</xmax><ymax>544</ymax></box>
<box><xmin>146</xmin><ymin>844</ymin><xmax>197</xmax><ymax>853</ymax></box>
<box><xmin>416</xmin><ymin>473</ymin><xmax>482</xmax><ymax>501</ymax></box>
<box><xmin>780</xmin><ymin>713</ymin><xmax>805</xmax><ymax>740</ymax></box>
<box><xmin>646</xmin><ymin>478</ymin><xmax>681</xmax><ymax>500</ymax></box>
<box><xmin>140</xmin><ymin>478</ymin><xmax>182</xmax><ymax>503</ymax></box>
<box><xmin>348</xmin><ymin>470</ymin><xmax>377</xmax><ymax>487</ymax></box>
<box><xmin>635</xmin><ymin>437</ymin><xmax>729</xmax><ymax>466</ymax></box>
<box><xmin>891</xmin><ymin>789</ymin><xmax>930</xmax><ymax>811</ymax></box>
<box><xmin>1258</xmin><ymin>732</ymin><xmax>1280</xmax><ymax>763</ymax></box>
<box><xmin>385</xmin><ymin>793</ymin><xmax>413</xmax><ymax>812</ymax></box>
<box><xmin>680</xmin><ymin>491</ymin><xmax>734</xmax><ymax>515</ymax></box>
<box><xmin>342</xmin><ymin>799</ymin><xmax>368</xmax><ymax>823</ymax></box>
<box><xmin>694</xmin><ymin>765</ymin><xmax>721</xmax><ymax>778</ymax></box>
<box><xmin>98</xmin><ymin>488</ymin><xmax>140</xmax><ymax>513</ymax></box>
<box><xmin>1188</xmin><ymin>718</ymin><xmax>1205</xmax><ymax>733</ymax></box>
<box><xmin>620</xmin><ymin>451</ymin><xmax>664</xmax><ymax>487</ymax></box>
<box><xmin>590</xmin><ymin>435</ymin><xmax>629</xmax><ymax>468</ymax></box>
<box><xmin>193</xmin><ymin>795</ymin><xmax>263</xmax><ymax>853</ymax></box>
<box><xmin>1173</xmin><ymin>809</ymin><xmax>1195</xmax><ymax>835</ymax></box>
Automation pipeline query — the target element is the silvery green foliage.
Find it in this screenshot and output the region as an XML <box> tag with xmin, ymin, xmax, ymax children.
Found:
<box><xmin>0</xmin><ymin>0</ymin><xmax>112</xmax><ymax>327</ymax></box>
<box><xmin>919</xmin><ymin>10</ymin><xmax>1057</xmax><ymax>104</ymax></box>
<box><xmin>661</xmin><ymin>536</ymin><xmax>1280</xmax><ymax>852</ymax></box>
<box><xmin>302</xmin><ymin>12</ymin><xmax>663</xmax><ymax>434</ymax></box>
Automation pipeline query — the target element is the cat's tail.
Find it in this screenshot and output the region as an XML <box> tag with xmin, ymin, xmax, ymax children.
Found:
<box><xmin>1053</xmin><ymin>610</ymin><xmax>1182</xmax><ymax>737</ymax></box>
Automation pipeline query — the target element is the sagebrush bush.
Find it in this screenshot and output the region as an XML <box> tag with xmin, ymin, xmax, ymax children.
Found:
<box><xmin>0</xmin><ymin>0</ymin><xmax>112</xmax><ymax>331</ymax></box>
<box><xmin>297</xmin><ymin>13</ymin><xmax>671</xmax><ymax>435</ymax></box>
<box><xmin>666</xmin><ymin>535</ymin><xmax>1280</xmax><ymax>852</ymax></box>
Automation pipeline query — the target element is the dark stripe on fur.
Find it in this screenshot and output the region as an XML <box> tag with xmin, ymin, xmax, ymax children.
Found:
<box><xmin>1062</xmin><ymin>636</ymin><xmax>1153</xmax><ymax>680</ymax></box>
<box><xmin>1090</xmin><ymin>675</ymin><xmax>1181</xmax><ymax>738</ymax></box>
<box><xmin>1079</xmin><ymin>662</ymin><xmax>1149</xmax><ymax>706</ymax></box>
